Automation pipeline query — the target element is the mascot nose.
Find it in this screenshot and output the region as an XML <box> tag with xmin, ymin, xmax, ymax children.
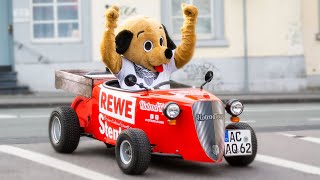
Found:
<box><xmin>164</xmin><ymin>48</ymin><xmax>173</xmax><ymax>59</ymax></box>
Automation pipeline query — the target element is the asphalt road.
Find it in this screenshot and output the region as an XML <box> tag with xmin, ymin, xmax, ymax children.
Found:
<box><xmin>0</xmin><ymin>103</ymin><xmax>320</xmax><ymax>180</ymax></box>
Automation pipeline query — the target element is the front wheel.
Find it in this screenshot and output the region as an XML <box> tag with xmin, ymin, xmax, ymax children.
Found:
<box><xmin>49</xmin><ymin>106</ymin><xmax>80</xmax><ymax>153</ymax></box>
<box><xmin>115</xmin><ymin>128</ymin><xmax>151</xmax><ymax>175</ymax></box>
<box><xmin>224</xmin><ymin>122</ymin><xmax>257</xmax><ymax>166</ymax></box>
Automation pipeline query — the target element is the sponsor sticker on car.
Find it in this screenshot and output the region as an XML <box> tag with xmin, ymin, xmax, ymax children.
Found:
<box><xmin>224</xmin><ymin>129</ymin><xmax>252</xmax><ymax>157</ymax></box>
<box><xmin>99</xmin><ymin>87</ymin><xmax>136</xmax><ymax>124</ymax></box>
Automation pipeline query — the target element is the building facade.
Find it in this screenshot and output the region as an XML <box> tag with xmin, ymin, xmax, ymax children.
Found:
<box><xmin>4</xmin><ymin>0</ymin><xmax>320</xmax><ymax>92</ymax></box>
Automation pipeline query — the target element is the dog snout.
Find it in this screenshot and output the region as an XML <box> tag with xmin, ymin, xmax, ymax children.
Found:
<box><xmin>164</xmin><ymin>49</ymin><xmax>173</xmax><ymax>59</ymax></box>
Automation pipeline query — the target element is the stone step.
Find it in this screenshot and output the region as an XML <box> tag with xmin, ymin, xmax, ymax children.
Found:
<box><xmin>0</xmin><ymin>70</ymin><xmax>30</xmax><ymax>94</ymax></box>
<box><xmin>0</xmin><ymin>71</ymin><xmax>17</xmax><ymax>81</ymax></box>
<box><xmin>0</xmin><ymin>66</ymin><xmax>12</xmax><ymax>72</ymax></box>
<box><xmin>0</xmin><ymin>85</ymin><xmax>30</xmax><ymax>94</ymax></box>
<box><xmin>0</xmin><ymin>80</ymin><xmax>17</xmax><ymax>87</ymax></box>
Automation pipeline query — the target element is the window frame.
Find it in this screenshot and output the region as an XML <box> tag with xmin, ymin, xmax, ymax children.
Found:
<box><xmin>161</xmin><ymin>0</ymin><xmax>228</xmax><ymax>47</ymax></box>
<box><xmin>30</xmin><ymin>0</ymin><xmax>82</xmax><ymax>43</ymax></box>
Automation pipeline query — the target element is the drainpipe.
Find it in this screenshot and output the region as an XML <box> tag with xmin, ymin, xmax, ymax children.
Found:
<box><xmin>243</xmin><ymin>0</ymin><xmax>249</xmax><ymax>92</ymax></box>
<box><xmin>318</xmin><ymin>0</ymin><xmax>320</xmax><ymax>37</ymax></box>
<box><xmin>317</xmin><ymin>0</ymin><xmax>320</xmax><ymax>41</ymax></box>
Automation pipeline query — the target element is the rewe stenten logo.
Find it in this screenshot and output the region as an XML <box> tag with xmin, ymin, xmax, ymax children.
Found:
<box><xmin>99</xmin><ymin>87</ymin><xmax>136</xmax><ymax>124</ymax></box>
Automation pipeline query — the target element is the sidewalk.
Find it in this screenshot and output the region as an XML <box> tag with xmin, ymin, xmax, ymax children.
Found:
<box><xmin>0</xmin><ymin>91</ymin><xmax>320</xmax><ymax>108</ymax></box>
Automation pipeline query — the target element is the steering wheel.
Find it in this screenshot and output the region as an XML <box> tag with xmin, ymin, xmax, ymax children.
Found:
<box><xmin>153</xmin><ymin>80</ymin><xmax>175</xmax><ymax>89</ymax></box>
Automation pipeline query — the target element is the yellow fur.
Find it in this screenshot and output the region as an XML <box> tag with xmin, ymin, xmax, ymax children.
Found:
<box><xmin>100</xmin><ymin>6</ymin><xmax>122</xmax><ymax>74</ymax></box>
<box><xmin>174</xmin><ymin>4</ymin><xmax>198</xmax><ymax>69</ymax></box>
<box><xmin>100</xmin><ymin>4</ymin><xmax>198</xmax><ymax>74</ymax></box>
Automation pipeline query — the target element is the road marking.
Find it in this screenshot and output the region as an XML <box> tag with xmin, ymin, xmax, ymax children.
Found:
<box><xmin>20</xmin><ymin>115</ymin><xmax>49</xmax><ymax>118</ymax></box>
<box><xmin>280</xmin><ymin>133</ymin><xmax>320</xmax><ymax>144</ymax></box>
<box><xmin>0</xmin><ymin>145</ymin><xmax>118</xmax><ymax>180</ymax></box>
<box><xmin>245</xmin><ymin>107</ymin><xmax>320</xmax><ymax>112</ymax></box>
<box><xmin>256</xmin><ymin>154</ymin><xmax>320</xmax><ymax>176</ymax></box>
<box><xmin>226</xmin><ymin>120</ymin><xmax>256</xmax><ymax>124</ymax></box>
<box><xmin>308</xmin><ymin>118</ymin><xmax>320</xmax><ymax>121</ymax></box>
<box><xmin>240</xmin><ymin>120</ymin><xmax>256</xmax><ymax>123</ymax></box>
<box><xmin>0</xmin><ymin>114</ymin><xmax>49</xmax><ymax>119</ymax></box>
<box><xmin>0</xmin><ymin>115</ymin><xmax>17</xmax><ymax>119</ymax></box>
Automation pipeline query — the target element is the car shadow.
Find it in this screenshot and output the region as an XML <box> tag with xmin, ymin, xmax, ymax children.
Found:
<box><xmin>71</xmin><ymin>139</ymin><xmax>258</xmax><ymax>178</ymax></box>
<box><xmin>147</xmin><ymin>155</ymin><xmax>257</xmax><ymax>177</ymax></box>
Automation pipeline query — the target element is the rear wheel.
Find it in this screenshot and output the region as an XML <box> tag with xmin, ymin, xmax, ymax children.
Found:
<box><xmin>49</xmin><ymin>106</ymin><xmax>80</xmax><ymax>153</ymax></box>
<box><xmin>115</xmin><ymin>128</ymin><xmax>151</xmax><ymax>175</ymax></box>
<box><xmin>224</xmin><ymin>122</ymin><xmax>257</xmax><ymax>166</ymax></box>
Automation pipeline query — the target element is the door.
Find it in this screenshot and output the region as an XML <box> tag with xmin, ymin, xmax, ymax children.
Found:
<box><xmin>0</xmin><ymin>0</ymin><xmax>13</xmax><ymax>67</ymax></box>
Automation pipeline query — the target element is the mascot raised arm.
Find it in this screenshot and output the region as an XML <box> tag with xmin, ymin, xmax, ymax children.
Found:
<box><xmin>100</xmin><ymin>4</ymin><xmax>198</xmax><ymax>90</ymax></box>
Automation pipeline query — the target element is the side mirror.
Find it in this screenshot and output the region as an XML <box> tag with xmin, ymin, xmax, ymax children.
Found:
<box><xmin>205</xmin><ymin>71</ymin><xmax>213</xmax><ymax>82</ymax></box>
<box><xmin>200</xmin><ymin>71</ymin><xmax>214</xmax><ymax>90</ymax></box>
<box><xmin>124</xmin><ymin>74</ymin><xmax>137</xmax><ymax>87</ymax></box>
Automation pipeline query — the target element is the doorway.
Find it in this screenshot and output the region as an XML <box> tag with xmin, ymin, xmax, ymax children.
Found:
<box><xmin>0</xmin><ymin>0</ymin><xmax>13</xmax><ymax>70</ymax></box>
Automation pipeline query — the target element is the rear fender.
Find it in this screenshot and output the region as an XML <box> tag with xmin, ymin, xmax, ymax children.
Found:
<box><xmin>71</xmin><ymin>96</ymin><xmax>91</xmax><ymax>127</ymax></box>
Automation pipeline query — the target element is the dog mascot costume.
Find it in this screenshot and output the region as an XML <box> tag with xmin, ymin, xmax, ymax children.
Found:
<box><xmin>101</xmin><ymin>4</ymin><xmax>198</xmax><ymax>90</ymax></box>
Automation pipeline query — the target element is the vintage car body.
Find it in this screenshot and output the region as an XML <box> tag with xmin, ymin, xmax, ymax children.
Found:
<box><xmin>73</xmin><ymin>84</ymin><xmax>225</xmax><ymax>163</ymax></box>
<box><xmin>50</xmin><ymin>70</ymin><xmax>257</xmax><ymax>175</ymax></box>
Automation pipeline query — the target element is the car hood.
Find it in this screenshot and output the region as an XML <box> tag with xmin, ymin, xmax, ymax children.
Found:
<box><xmin>146</xmin><ymin>88</ymin><xmax>221</xmax><ymax>104</ymax></box>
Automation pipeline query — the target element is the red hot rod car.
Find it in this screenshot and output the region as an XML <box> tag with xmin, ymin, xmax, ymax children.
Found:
<box><xmin>50</xmin><ymin>70</ymin><xmax>257</xmax><ymax>175</ymax></box>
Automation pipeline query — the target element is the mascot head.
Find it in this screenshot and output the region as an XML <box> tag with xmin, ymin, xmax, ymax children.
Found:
<box><xmin>115</xmin><ymin>16</ymin><xmax>176</xmax><ymax>73</ymax></box>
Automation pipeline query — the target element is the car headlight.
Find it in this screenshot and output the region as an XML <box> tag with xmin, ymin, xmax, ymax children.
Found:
<box><xmin>226</xmin><ymin>99</ymin><xmax>244</xmax><ymax>116</ymax></box>
<box><xmin>163</xmin><ymin>102</ymin><xmax>181</xmax><ymax>119</ymax></box>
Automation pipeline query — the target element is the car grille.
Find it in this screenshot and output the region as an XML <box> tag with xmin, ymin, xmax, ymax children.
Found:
<box><xmin>192</xmin><ymin>100</ymin><xmax>225</xmax><ymax>161</ymax></box>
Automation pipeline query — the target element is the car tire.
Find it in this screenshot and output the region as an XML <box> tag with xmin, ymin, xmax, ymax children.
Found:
<box><xmin>116</xmin><ymin>128</ymin><xmax>151</xmax><ymax>175</ymax></box>
<box><xmin>224</xmin><ymin>122</ymin><xmax>257</xmax><ymax>166</ymax></box>
<box><xmin>49</xmin><ymin>106</ymin><xmax>80</xmax><ymax>153</ymax></box>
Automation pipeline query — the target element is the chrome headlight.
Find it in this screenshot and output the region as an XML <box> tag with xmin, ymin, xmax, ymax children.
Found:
<box><xmin>226</xmin><ymin>99</ymin><xmax>244</xmax><ymax>116</ymax></box>
<box><xmin>163</xmin><ymin>102</ymin><xmax>181</xmax><ymax>119</ymax></box>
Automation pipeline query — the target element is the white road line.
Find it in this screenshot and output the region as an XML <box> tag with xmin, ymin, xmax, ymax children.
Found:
<box><xmin>256</xmin><ymin>154</ymin><xmax>320</xmax><ymax>176</ymax></box>
<box><xmin>0</xmin><ymin>115</ymin><xmax>17</xmax><ymax>119</ymax></box>
<box><xmin>226</xmin><ymin>120</ymin><xmax>256</xmax><ymax>124</ymax></box>
<box><xmin>279</xmin><ymin>133</ymin><xmax>296</xmax><ymax>138</ymax></box>
<box><xmin>280</xmin><ymin>133</ymin><xmax>320</xmax><ymax>144</ymax></box>
<box><xmin>240</xmin><ymin>120</ymin><xmax>256</xmax><ymax>123</ymax></box>
<box><xmin>0</xmin><ymin>115</ymin><xmax>49</xmax><ymax>119</ymax></box>
<box><xmin>245</xmin><ymin>107</ymin><xmax>320</xmax><ymax>112</ymax></box>
<box><xmin>20</xmin><ymin>115</ymin><xmax>49</xmax><ymax>118</ymax></box>
<box><xmin>308</xmin><ymin>118</ymin><xmax>320</xmax><ymax>121</ymax></box>
<box><xmin>0</xmin><ymin>145</ymin><xmax>118</xmax><ymax>180</ymax></box>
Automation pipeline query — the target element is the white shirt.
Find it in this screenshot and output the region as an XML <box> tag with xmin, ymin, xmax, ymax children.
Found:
<box><xmin>115</xmin><ymin>51</ymin><xmax>177</xmax><ymax>90</ymax></box>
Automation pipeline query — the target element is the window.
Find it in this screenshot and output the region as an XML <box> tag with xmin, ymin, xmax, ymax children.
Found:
<box><xmin>161</xmin><ymin>0</ymin><xmax>227</xmax><ymax>47</ymax></box>
<box><xmin>31</xmin><ymin>0</ymin><xmax>81</xmax><ymax>42</ymax></box>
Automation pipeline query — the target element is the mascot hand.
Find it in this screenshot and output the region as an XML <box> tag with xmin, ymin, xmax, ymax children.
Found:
<box><xmin>105</xmin><ymin>6</ymin><xmax>119</xmax><ymax>28</ymax></box>
<box><xmin>181</xmin><ymin>3</ymin><xmax>198</xmax><ymax>19</ymax></box>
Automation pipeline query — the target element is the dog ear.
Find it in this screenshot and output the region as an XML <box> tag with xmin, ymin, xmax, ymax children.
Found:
<box><xmin>162</xmin><ymin>24</ymin><xmax>176</xmax><ymax>50</ymax></box>
<box><xmin>115</xmin><ymin>30</ymin><xmax>134</xmax><ymax>54</ymax></box>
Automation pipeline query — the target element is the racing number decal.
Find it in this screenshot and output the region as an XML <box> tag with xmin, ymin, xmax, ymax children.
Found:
<box><xmin>224</xmin><ymin>130</ymin><xmax>252</xmax><ymax>156</ymax></box>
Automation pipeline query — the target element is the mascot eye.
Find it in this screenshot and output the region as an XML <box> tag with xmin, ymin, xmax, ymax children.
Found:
<box><xmin>160</xmin><ymin>37</ymin><xmax>164</xmax><ymax>46</ymax></box>
<box><xmin>143</xmin><ymin>40</ymin><xmax>153</xmax><ymax>52</ymax></box>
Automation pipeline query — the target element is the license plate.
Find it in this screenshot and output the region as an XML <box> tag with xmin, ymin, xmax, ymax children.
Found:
<box><xmin>224</xmin><ymin>129</ymin><xmax>252</xmax><ymax>157</ymax></box>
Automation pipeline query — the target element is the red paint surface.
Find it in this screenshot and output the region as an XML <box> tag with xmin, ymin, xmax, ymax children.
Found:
<box><xmin>71</xmin><ymin>80</ymin><xmax>224</xmax><ymax>163</ymax></box>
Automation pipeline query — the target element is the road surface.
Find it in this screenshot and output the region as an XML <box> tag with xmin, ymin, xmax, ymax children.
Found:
<box><xmin>0</xmin><ymin>103</ymin><xmax>320</xmax><ymax>180</ymax></box>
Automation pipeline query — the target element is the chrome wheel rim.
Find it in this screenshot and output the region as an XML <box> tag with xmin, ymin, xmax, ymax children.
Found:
<box><xmin>120</xmin><ymin>140</ymin><xmax>132</xmax><ymax>164</ymax></box>
<box><xmin>51</xmin><ymin>116</ymin><xmax>62</xmax><ymax>144</ymax></box>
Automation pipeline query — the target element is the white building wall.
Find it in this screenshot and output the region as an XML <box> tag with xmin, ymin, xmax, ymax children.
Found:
<box><xmin>302</xmin><ymin>0</ymin><xmax>320</xmax><ymax>88</ymax></box>
<box><xmin>12</xmin><ymin>0</ymin><xmax>317</xmax><ymax>92</ymax></box>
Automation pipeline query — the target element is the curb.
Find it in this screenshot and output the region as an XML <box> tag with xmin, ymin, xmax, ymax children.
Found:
<box><xmin>219</xmin><ymin>97</ymin><xmax>320</xmax><ymax>104</ymax></box>
<box><xmin>0</xmin><ymin>103</ymin><xmax>71</xmax><ymax>109</ymax></box>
